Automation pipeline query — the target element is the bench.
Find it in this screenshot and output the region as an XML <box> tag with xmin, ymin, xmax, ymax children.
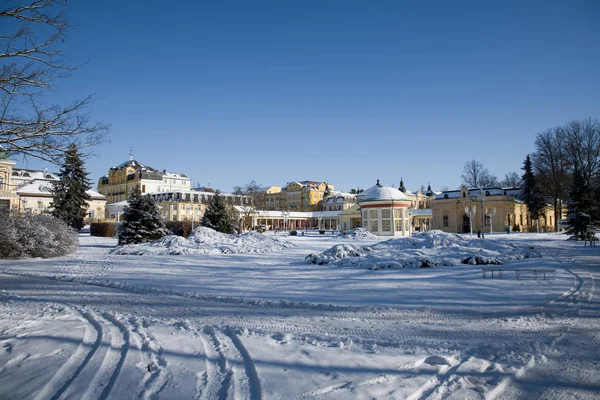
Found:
<box><xmin>481</xmin><ymin>268</ymin><xmax>556</xmax><ymax>280</ymax></box>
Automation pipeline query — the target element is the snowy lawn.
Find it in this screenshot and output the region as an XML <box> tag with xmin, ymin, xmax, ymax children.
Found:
<box><xmin>1</xmin><ymin>230</ymin><xmax>599</xmax><ymax>399</ymax></box>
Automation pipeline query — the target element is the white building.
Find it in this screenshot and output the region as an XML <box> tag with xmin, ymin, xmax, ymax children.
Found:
<box><xmin>358</xmin><ymin>180</ymin><xmax>412</xmax><ymax>237</ymax></box>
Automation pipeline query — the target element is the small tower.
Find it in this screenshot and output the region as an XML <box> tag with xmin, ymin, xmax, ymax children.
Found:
<box><xmin>399</xmin><ymin>177</ymin><xmax>406</xmax><ymax>193</ymax></box>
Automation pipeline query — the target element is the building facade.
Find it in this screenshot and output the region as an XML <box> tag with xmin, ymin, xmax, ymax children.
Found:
<box><xmin>97</xmin><ymin>159</ymin><xmax>190</xmax><ymax>203</ymax></box>
<box><xmin>358</xmin><ymin>181</ymin><xmax>413</xmax><ymax>237</ymax></box>
<box><xmin>322</xmin><ymin>191</ymin><xmax>357</xmax><ymax>212</ymax></box>
<box><xmin>431</xmin><ymin>187</ymin><xmax>559</xmax><ymax>233</ymax></box>
<box><xmin>0</xmin><ymin>151</ymin><xmax>106</xmax><ymax>220</ymax></box>
<box><xmin>265</xmin><ymin>181</ymin><xmax>334</xmax><ymax>212</ymax></box>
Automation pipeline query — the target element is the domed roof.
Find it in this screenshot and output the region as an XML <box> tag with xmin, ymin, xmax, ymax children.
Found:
<box><xmin>359</xmin><ymin>180</ymin><xmax>409</xmax><ymax>203</ymax></box>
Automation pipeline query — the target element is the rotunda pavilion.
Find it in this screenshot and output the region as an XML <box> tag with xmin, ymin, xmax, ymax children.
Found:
<box><xmin>358</xmin><ymin>180</ymin><xmax>412</xmax><ymax>237</ymax></box>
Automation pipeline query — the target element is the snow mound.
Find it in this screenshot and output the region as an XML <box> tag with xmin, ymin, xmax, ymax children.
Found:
<box><xmin>338</xmin><ymin>228</ymin><xmax>379</xmax><ymax>240</ymax></box>
<box><xmin>112</xmin><ymin>227</ymin><xmax>295</xmax><ymax>255</ymax></box>
<box><xmin>307</xmin><ymin>230</ymin><xmax>541</xmax><ymax>269</ymax></box>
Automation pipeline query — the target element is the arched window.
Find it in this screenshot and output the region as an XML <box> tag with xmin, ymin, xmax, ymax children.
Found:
<box><xmin>22</xmin><ymin>172</ymin><xmax>30</xmax><ymax>177</ymax></box>
<box><xmin>45</xmin><ymin>174</ymin><xmax>53</xmax><ymax>179</ymax></box>
<box><xmin>443</xmin><ymin>215</ymin><xmax>449</xmax><ymax>227</ymax></box>
<box><xmin>444</xmin><ymin>194</ymin><xmax>449</xmax><ymax>199</ymax></box>
<box><xmin>12</xmin><ymin>171</ymin><xmax>19</xmax><ymax>176</ymax></box>
<box><xmin>485</xmin><ymin>191</ymin><xmax>490</xmax><ymax>196</ymax></box>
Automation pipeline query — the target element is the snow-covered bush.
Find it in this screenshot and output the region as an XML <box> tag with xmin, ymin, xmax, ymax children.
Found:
<box><xmin>0</xmin><ymin>212</ymin><xmax>78</xmax><ymax>259</ymax></box>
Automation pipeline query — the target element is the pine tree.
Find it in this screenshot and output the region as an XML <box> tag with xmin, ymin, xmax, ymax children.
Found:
<box><xmin>51</xmin><ymin>144</ymin><xmax>91</xmax><ymax>231</ymax></box>
<box><xmin>567</xmin><ymin>166</ymin><xmax>592</xmax><ymax>237</ymax></box>
<box><xmin>118</xmin><ymin>187</ymin><xmax>167</xmax><ymax>245</ymax></box>
<box><xmin>399</xmin><ymin>177</ymin><xmax>407</xmax><ymax>193</ymax></box>
<box><xmin>521</xmin><ymin>155</ymin><xmax>546</xmax><ymax>228</ymax></box>
<box><xmin>201</xmin><ymin>191</ymin><xmax>235</xmax><ymax>234</ymax></box>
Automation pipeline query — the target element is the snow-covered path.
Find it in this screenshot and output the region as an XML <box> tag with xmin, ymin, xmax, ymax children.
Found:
<box><xmin>1</xmin><ymin>232</ymin><xmax>599</xmax><ymax>399</ymax></box>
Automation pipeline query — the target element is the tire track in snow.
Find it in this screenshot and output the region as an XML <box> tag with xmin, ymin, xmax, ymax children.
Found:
<box><xmin>34</xmin><ymin>307</ymin><xmax>102</xmax><ymax>400</ymax></box>
<box><xmin>77</xmin><ymin>311</ymin><xmax>129</xmax><ymax>400</ymax></box>
<box><xmin>198</xmin><ymin>325</ymin><xmax>230</xmax><ymax>400</ymax></box>
<box><xmin>224</xmin><ymin>327</ymin><xmax>262</xmax><ymax>400</ymax></box>
<box><xmin>128</xmin><ymin>316</ymin><xmax>171</xmax><ymax>400</ymax></box>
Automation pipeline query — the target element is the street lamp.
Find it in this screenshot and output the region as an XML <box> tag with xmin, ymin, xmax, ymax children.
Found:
<box><xmin>282</xmin><ymin>210</ymin><xmax>289</xmax><ymax>232</ymax></box>
<box><xmin>485</xmin><ymin>207</ymin><xmax>497</xmax><ymax>235</ymax></box>
<box><xmin>464</xmin><ymin>204</ymin><xmax>476</xmax><ymax>236</ymax></box>
<box><xmin>478</xmin><ymin>188</ymin><xmax>486</xmax><ymax>239</ymax></box>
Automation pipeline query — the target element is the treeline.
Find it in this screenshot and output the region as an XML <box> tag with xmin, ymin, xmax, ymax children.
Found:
<box><xmin>531</xmin><ymin>118</ymin><xmax>600</xmax><ymax>235</ymax></box>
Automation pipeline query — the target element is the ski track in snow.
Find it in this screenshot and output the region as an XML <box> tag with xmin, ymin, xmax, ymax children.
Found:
<box><xmin>1</xmin><ymin>233</ymin><xmax>599</xmax><ymax>399</ymax></box>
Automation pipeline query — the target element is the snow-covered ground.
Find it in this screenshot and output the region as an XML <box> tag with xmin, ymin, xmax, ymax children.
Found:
<box><xmin>1</xmin><ymin>230</ymin><xmax>599</xmax><ymax>399</ymax></box>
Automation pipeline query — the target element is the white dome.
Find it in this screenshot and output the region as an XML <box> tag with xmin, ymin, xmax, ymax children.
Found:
<box><xmin>359</xmin><ymin>182</ymin><xmax>409</xmax><ymax>203</ymax></box>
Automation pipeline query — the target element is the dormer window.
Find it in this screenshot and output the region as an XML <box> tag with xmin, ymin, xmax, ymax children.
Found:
<box><xmin>444</xmin><ymin>194</ymin><xmax>449</xmax><ymax>199</ymax></box>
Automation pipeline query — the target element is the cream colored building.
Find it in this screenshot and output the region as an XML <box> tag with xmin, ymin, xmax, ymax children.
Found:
<box><xmin>265</xmin><ymin>181</ymin><xmax>334</xmax><ymax>212</ymax></box>
<box><xmin>98</xmin><ymin>159</ymin><xmax>190</xmax><ymax>203</ymax></box>
<box><xmin>0</xmin><ymin>151</ymin><xmax>106</xmax><ymax>220</ymax></box>
<box><xmin>431</xmin><ymin>187</ymin><xmax>559</xmax><ymax>234</ymax></box>
<box><xmin>322</xmin><ymin>191</ymin><xmax>356</xmax><ymax>212</ymax></box>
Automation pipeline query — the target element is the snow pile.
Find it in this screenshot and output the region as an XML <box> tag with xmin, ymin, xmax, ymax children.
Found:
<box><xmin>306</xmin><ymin>230</ymin><xmax>541</xmax><ymax>269</ymax></box>
<box><xmin>112</xmin><ymin>227</ymin><xmax>295</xmax><ymax>255</ymax></box>
<box><xmin>338</xmin><ymin>228</ymin><xmax>379</xmax><ymax>240</ymax></box>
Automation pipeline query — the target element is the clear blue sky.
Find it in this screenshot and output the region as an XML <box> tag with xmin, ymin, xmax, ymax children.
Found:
<box><xmin>19</xmin><ymin>0</ymin><xmax>600</xmax><ymax>193</ymax></box>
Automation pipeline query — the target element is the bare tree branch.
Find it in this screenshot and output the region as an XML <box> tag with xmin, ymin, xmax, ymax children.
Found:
<box><xmin>0</xmin><ymin>0</ymin><xmax>109</xmax><ymax>164</ymax></box>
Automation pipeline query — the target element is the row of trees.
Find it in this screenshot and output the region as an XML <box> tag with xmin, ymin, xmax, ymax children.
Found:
<box><xmin>532</xmin><ymin>118</ymin><xmax>600</xmax><ymax>235</ymax></box>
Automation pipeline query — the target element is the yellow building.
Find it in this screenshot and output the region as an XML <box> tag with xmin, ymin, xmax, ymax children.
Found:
<box><xmin>265</xmin><ymin>181</ymin><xmax>334</xmax><ymax>212</ymax></box>
<box><xmin>98</xmin><ymin>159</ymin><xmax>190</xmax><ymax>203</ymax></box>
<box><xmin>431</xmin><ymin>187</ymin><xmax>559</xmax><ymax>233</ymax></box>
<box><xmin>0</xmin><ymin>150</ymin><xmax>18</xmax><ymax>211</ymax></box>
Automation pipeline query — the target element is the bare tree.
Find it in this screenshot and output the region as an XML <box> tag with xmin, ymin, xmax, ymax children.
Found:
<box><xmin>461</xmin><ymin>160</ymin><xmax>498</xmax><ymax>188</ymax></box>
<box><xmin>0</xmin><ymin>0</ymin><xmax>109</xmax><ymax>164</ymax></box>
<box><xmin>500</xmin><ymin>171</ymin><xmax>522</xmax><ymax>188</ymax></box>
<box><xmin>243</xmin><ymin>179</ymin><xmax>265</xmax><ymax>209</ymax></box>
<box><xmin>563</xmin><ymin>118</ymin><xmax>600</xmax><ymax>190</ymax></box>
<box><xmin>533</xmin><ymin>127</ymin><xmax>571</xmax><ymax>231</ymax></box>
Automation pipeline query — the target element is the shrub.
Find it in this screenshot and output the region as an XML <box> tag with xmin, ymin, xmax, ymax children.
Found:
<box><xmin>319</xmin><ymin>229</ymin><xmax>326</xmax><ymax>235</ymax></box>
<box><xmin>513</xmin><ymin>224</ymin><xmax>521</xmax><ymax>232</ymax></box>
<box><xmin>289</xmin><ymin>230</ymin><xmax>298</xmax><ymax>236</ymax></box>
<box><xmin>90</xmin><ymin>222</ymin><xmax>118</xmax><ymax>237</ymax></box>
<box><xmin>0</xmin><ymin>212</ymin><xmax>78</xmax><ymax>259</ymax></box>
<box><xmin>165</xmin><ymin>221</ymin><xmax>193</xmax><ymax>237</ymax></box>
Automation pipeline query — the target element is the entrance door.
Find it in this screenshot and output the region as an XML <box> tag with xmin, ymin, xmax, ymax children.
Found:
<box><xmin>462</xmin><ymin>214</ymin><xmax>470</xmax><ymax>233</ymax></box>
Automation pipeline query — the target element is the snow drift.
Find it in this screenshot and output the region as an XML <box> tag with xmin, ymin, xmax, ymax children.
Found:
<box><xmin>112</xmin><ymin>227</ymin><xmax>295</xmax><ymax>255</ymax></box>
<box><xmin>337</xmin><ymin>228</ymin><xmax>379</xmax><ymax>240</ymax></box>
<box><xmin>306</xmin><ymin>230</ymin><xmax>541</xmax><ymax>269</ymax></box>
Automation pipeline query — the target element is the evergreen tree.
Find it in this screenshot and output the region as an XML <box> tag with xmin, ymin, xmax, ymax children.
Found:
<box><xmin>118</xmin><ymin>187</ymin><xmax>167</xmax><ymax>245</ymax></box>
<box><xmin>567</xmin><ymin>166</ymin><xmax>593</xmax><ymax>237</ymax></box>
<box><xmin>51</xmin><ymin>144</ymin><xmax>91</xmax><ymax>231</ymax></box>
<box><xmin>521</xmin><ymin>154</ymin><xmax>546</xmax><ymax>228</ymax></box>
<box><xmin>201</xmin><ymin>191</ymin><xmax>235</xmax><ymax>234</ymax></box>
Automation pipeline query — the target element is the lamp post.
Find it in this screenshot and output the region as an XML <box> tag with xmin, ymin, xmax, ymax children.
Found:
<box><xmin>282</xmin><ymin>210</ymin><xmax>289</xmax><ymax>232</ymax></box>
<box><xmin>478</xmin><ymin>188</ymin><xmax>486</xmax><ymax>239</ymax></box>
<box><xmin>464</xmin><ymin>205</ymin><xmax>476</xmax><ymax>236</ymax></box>
<box><xmin>485</xmin><ymin>207</ymin><xmax>496</xmax><ymax>235</ymax></box>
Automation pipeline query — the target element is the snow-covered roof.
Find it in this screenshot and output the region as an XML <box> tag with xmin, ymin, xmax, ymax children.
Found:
<box><xmin>359</xmin><ymin>181</ymin><xmax>409</xmax><ymax>203</ymax></box>
<box><xmin>16</xmin><ymin>179</ymin><xmax>106</xmax><ymax>200</ymax></box>
<box><xmin>434</xmin><ymin>187</ymin><xmax>523</xmax><ymax>200</ymax></box>
<box><xmin>12</xmin><ymin>168</ymin><xmax>58</xmax><ymax>181</ymax></box>
<box><xmin>324</xmin><ymin>191</ymin><xmax>355</xmax><ymax>203</ymax></box>
<box><xmin>412</xmin><ymin>209</ymin><xmax>432</xmax><ymax>217</ymax></box>
<box><xmin>111</xmin><ymin>159</ymin><xmax>146</xmax><ymax>170</ymax></box>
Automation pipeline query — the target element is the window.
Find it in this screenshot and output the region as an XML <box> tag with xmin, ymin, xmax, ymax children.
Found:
<box><xmin>443</xmin><ymin>215</ymin><xmax>449</xmax><ymax>227</ymax></box>
<box><xmin>395</xmin><ymin>219</ymin><xmax>402</xmax><ymax>231</ymax></box>
<box><xmin>370</xmin><ymin>210</ymin><xmax>377</xmax><ymax>219</ymax></box>
<box><xmin>462</xmin><ymin>192</ymin><xmax>466</xmax><ymax>198</ymax></box>
<box><xmin>370</xmin><ymin>220</ymin><xmax>378</xmax><ymax>232</ymax></box>
<box><xmin>382</xmin><ymin>209</ymin><xmax>391</xmax><ymax>219</ymax></box>
<box><xmin>394</xmin><ymin>209</ymin><xmax>401</xmax><ymax>218</ymax></box>
<box><xmin>444</xmin><ymin>194</ymin><xmax>449</xmax><ymax>199</ymax></box>
<box><xmin>382</xmin><ymin>220</ymin><xmax>391</xmax><ymax>231</ymax></box>
<box><xmin>485</xmin><ymin>215</ymin><xmax>490</xmax><ymax>226</ymax></box>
